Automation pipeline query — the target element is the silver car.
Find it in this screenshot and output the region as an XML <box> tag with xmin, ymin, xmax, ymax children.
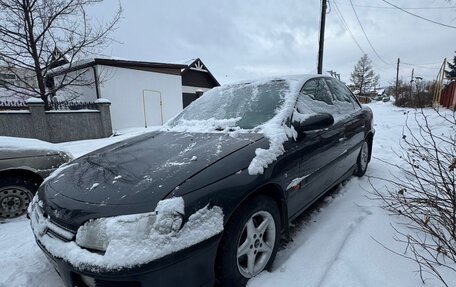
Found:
<box><xmin>0</xmin><ymin>139</ymin><xmax>71</xmax><ymax>218</ymax></box>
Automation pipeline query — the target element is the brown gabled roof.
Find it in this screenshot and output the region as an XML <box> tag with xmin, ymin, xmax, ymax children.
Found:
<box><xmin>182</xmin><ymin>58</ymin><xmax>220</xmax><ymax>86</ymax></box>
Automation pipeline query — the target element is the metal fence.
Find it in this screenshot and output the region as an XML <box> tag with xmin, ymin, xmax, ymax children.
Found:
<box><xmin>0</xmin><ymin>100</ymin><xmax>98</xmax><ymax>111</ymax></box>
<box><xmin>0</xmin><ymin>100</ymin><xmax>28</xmax><ymax>111</ymax></box>
<box><xmin>48</xmin><ymin>101</ymin><xmax>98</xmax><ymax>110</ymax></box>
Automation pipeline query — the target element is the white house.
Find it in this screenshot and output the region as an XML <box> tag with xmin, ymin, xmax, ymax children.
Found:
<box><xmin>48</xmin><ymin>58</ymin><xmax>219</xmax><ymax>130</ymax></box>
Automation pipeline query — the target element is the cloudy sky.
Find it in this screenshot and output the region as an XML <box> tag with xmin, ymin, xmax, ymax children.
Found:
<box><xmin>90</xmin><ymin>0</ymin><xmax>456</xmax><ymax>87</ymax></box>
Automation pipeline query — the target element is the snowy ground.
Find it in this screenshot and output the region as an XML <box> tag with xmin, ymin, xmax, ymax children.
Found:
<box><xmin>0</xmin><ymin>102</ymin><xmax>454</xmax><ymax>287</ymax></box>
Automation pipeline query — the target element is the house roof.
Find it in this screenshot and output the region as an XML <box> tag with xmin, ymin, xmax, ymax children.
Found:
<box><xmin>181</xmin><ymin>58</ymin><xmax>220</xmax><ymax>86</ymax></box>
<box><xmin>48</xmin><ymin>58</ymin><xmax>187</xmax><ymax>77</ymax></box>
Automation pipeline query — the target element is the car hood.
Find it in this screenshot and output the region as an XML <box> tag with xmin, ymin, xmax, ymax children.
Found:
<box><xmin>41</xmin><ymin>131</ymin><xmax>263</xmax><ymax>207</ymax></box>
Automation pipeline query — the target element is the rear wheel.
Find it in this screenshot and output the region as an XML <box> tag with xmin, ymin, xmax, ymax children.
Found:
<box><xmin>216</xmin><ymin>196</ymin><xmax>281</xmax><ymax>287</ymax></box>
<box><xmin>0</xmin><ymin>177</ymin><xmax>40</xmax><ymax>218</ymax></box>
<box><xmin>354</xmin><ymin>141</ymin><xmax>370</xmax><ymax>177</ymax></box>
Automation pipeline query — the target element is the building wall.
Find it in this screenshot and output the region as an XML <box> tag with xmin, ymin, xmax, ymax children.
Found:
<box><xmin>53</xmin><ymin>68</ymin><xmax>98</xmax><ymax>102</ymax></box>
<box><xmin>181</xmin><ymin>69</ymin><xmax>218</xmax><ymax>108</ymax></box>
<box><xmin>97</xmin><ymin>66</ymin><xmax>183</xmax><ymax>130</ymax></box>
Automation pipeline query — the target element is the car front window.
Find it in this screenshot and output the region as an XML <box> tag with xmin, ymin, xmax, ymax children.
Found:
<box><xmin>169</xmin><ymin>80</ymin><xmax>290</xmax><ymax>129</ymax></box>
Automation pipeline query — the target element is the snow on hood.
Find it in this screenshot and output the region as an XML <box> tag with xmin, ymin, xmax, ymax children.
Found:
<box><xmin>29</xmin><ymin>196</ymin><xmax>224</xmax><ymax>271</ymax></box>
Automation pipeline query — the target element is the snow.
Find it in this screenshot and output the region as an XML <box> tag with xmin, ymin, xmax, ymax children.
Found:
<box><xmin>94</xmin><ymin>98</ymin><xmax>111</xmax><ymax>104</ymax></box>
<box><xmin>89</xmin><ymin>183</ymin><xmax>99</xmax><ymax>190</ymax></box>
<box><xmin>25</xmin><ymin>97</ymin><xmax>44</xmax><ymax>104</ymax></box>
<box><xmin>29</xmin><ymin>197</ymin><xmax>224</xmax><ymax>271</ymax></box>
<box><xmin>1</xmin><ymin>102</ymin><xmax>455</xmax><ymax>286</ymax></box>
<box><xmin>0</xmin><ymin>136</ymin><xmax>63</xmax><ymax>154</ymax></box>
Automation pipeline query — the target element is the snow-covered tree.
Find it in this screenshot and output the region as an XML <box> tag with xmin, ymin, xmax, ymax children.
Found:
<box><xmin>350</xmin><ymin>54</ymin><xmax>380</xmax><ymax>95</ymax></box>
<box><xmin>445</xmin><ymin>51</ymin><xmax>456</xmax><ymax>78</ymax></box>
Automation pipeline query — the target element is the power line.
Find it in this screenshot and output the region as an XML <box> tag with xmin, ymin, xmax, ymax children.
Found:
<box><xmin>334</xmin><ymin>1</ymin><xmax>455</xmax><ymax>10</ymax></box>
<box><xmin>331</xmin><ymin>0</ymin><xmax>390</xmax><ymax>72</ymax></box>
<box><xmin>331</xmin><ymin>0</ymin><xmax>366</xmax><ymax>55</ymax></box>
<box><xmin>349</xmin><ymin>0</ymin><xmax>393</xmax><ymax>66</ymax></box>
<box><xmin>380</xmin><ymin>0</ymin><xmax>456</xmax><ymax>29</ymax></box>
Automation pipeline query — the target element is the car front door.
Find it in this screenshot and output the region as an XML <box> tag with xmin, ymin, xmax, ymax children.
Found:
<box><xmin>286</xmin><ymin>78</ymin><xmax>346</xmax><ymax>218</ymax></box>
<box><xmin>325</xmin><ymin>78</ymin><xmax>366</xmax><ymax>174</ymax></box>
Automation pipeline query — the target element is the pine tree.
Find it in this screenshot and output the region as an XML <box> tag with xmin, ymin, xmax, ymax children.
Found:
<box><xmin>445</xmin><ymin>51</ymin><xmax>456</xmax><ymax>78</ymax></box>
<box><xmin>350</xmin><ymin>54</ymin><xmax>380</xmax><ymax>95</ymax></box>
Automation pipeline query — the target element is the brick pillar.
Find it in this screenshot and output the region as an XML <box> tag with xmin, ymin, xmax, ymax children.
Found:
<box><xmin>95</xmin><ymin>98</ymin><xmax>112</xmax><ymax>138</ymax></box>
<box><xmin>26</xmin><ymin>98</ymin><xmax>49</xmax><ymax>141</ymax></box>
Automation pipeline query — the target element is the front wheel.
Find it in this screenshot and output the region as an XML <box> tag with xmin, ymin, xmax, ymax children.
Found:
<box><xmin>354</xmin><ymin>140</ymin><xmax>370</xmax><ymax>177</ymax></box>
<box><xmin>216</xmin><ymin>196</ymin><xmax>281</xmax><ymax>287</ymax></box>
<box><xmin>0</xmin><ymin>177</ymin><xmax>40</xmax><ymax>218</ymax></box>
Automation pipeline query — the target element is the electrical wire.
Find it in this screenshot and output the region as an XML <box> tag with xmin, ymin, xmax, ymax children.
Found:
<box><xmin>349</xmin><ymin>0</ymin><xmax>393</xmax><ymax>66</ymax></box>
<box><xmin>332</xmin><ymin>0</ymin><xmax>390</xmax><ymax>72</ymax></box>
<box><xmin>334</xmin><ymin>1</ymin><xmax>455</xmax><ymax>10</ymax></box>
<box><xmin>332</xmin><ymin>0</ymin><xmax>366</xmax><ymax>55</ymax></box>
<box><xmin>380</xmin><ymin>0</ymin><xmax>456</xmax><ymax>29</ymax></box>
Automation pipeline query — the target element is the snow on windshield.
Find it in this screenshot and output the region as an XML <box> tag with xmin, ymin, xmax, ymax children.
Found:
<box><xmin>168</xmin><ymin>79</ymin><xmax>291</xmax><ymax>130</ymax></box>
<box><xmin>166</xmin><ymin>76</ymin><xmax>310</xmax><ymax>175</ymax></box>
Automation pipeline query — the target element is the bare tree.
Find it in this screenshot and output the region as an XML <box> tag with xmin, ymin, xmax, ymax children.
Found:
<box><xmin>350</xmin><ymin>54</ymin><xmax>379</xmax><ymax>96</ymax></box>
<box><xmin>0</xmin><ymin>0</ymin><xmax>122</xmax><ymax>107</ymax></box>
<box><xmin>373</xmin><ymin>109</ymin><xmax>456</xmax><ymax>286</ymax></box>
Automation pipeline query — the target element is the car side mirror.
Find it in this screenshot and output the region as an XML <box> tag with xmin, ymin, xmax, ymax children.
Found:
<box><xmin>293</xmin><ymin>113</ymin><xmax>334</xmax><ymax>133</ymax></box>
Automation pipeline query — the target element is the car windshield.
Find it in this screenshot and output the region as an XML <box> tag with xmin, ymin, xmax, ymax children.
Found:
<box><xmin>169</xmin><ymin>80</ymin><xmax>290</xmax><ymax>129</ymax></box>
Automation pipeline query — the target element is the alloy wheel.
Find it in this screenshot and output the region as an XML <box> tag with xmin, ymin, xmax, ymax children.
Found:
<box><xmin>236</xmin><ymin>210</ymin><xmax>276</xmax><ymax>278</ymax></box>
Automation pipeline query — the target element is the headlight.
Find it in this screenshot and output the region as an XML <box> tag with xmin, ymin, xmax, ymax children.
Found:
<box><xmin>75</xmin><ymin>197</ymin><xmax>184</xmax><ymax>252</ymax></box>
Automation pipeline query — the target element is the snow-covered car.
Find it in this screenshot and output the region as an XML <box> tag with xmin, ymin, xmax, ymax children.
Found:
<box><xmin>0</xmin><ymin>137</ymin><xmax>71</xmax><ymax>218</ymax></box>
<box><xmin>29</xmin><ymin>75</ymin><xmax>374</xmax><ymax>287</ymax></box>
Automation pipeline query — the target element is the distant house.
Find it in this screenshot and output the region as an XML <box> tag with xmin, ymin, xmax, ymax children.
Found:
<box><xmin>48</xmin><ymin>58</ymin><xmax>219</xmax><ymax>130</ymax></box>
<box><xmin>441</xmin><ymin>81</ymin><xmax>456</xmax><ymax>110</ymax></box>
<box><xmin>181</xmin><ymin>58</ymin><xmax>220</xmax><ymax>108</ymax></box>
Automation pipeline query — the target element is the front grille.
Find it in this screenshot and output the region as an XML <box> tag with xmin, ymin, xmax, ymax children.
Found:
<box><xmin>95</xmin><ymin>279</ymin><xmax>141</xmax><ymax>287</ymax></box>
<box><xmin>77</xmin><ymin>274</ymin><xmax>141</xmax><ymax>287</ymax></box>
<box><xmin>34</xmin><ymin>204</ymin><xmax>76</xmax><ymax>242</ymax></box>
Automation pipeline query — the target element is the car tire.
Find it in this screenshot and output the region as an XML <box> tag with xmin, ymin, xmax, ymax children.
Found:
<box><xmin>0</xmin><ymin>176</ymin><xmax>40</xmax><ymax>218</ymax></box>
<box><xmin>216</xmin><ymin>195</ymin><xmax>281</xmax><ymax>287</ymax></box>
<box><xmin>354</xmin><ymin>140</ymin><xmax>370</xmax><ymax>177</ymax></box>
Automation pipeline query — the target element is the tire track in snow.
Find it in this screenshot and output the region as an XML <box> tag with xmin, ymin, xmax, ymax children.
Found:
<box><xmin>316</xmin><ymin>205</ymin><xmax>373</xmax><ymax>287</ymax></box>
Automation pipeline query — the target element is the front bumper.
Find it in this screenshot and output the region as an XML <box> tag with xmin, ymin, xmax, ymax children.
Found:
<box><xmin>35</xmin><ymin>233</ymin><xmax>220</xmax><ymax>287</ymax></box>
<box><xmin>28</xmin><ymin>198</ymin><xmax>222</xmax><ymax>287</ymax></box>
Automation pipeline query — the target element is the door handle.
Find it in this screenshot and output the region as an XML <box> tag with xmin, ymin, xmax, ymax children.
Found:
<box><xmin>338</xmin><ymin>137</ymin><xmax>346</xmax><ymax>142</ymax></box>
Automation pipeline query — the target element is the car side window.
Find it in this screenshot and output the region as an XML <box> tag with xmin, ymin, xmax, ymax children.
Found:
<box><xmin>326</xmin><ymin>78</ymin><xmax>360</xmax><ymax>110</ymax></box>
<box><xmin>295</xmin><ymin>78</ymin><xmax>339</xmax><ymax>117</ymax></box>
<box><xmin>300</xmin><ymin>78</ymin><xmax>334</xmax><ymax>106</ymax></box>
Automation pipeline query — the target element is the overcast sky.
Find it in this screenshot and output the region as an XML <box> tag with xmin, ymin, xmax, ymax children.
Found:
<box><xmin>90</xmin><ymin>0</ymin><xmax>456</xmax><ymax>87</ymax></box>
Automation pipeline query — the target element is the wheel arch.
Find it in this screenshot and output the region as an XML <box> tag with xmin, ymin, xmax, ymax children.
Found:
<box><xmin>0</xmin><ymin>169</ymin><xmax>44</xmax><ymax>186</ymax></box>
<box><xmin>225</xmin><ymin>182</ymin><xmax>289</xmax><ymax>239</ymax></box>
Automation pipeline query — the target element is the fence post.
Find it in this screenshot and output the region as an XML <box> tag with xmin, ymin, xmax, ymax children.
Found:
<box><xmin>95</xmin><ymin>98</ymin><xmax>112</xmax><ymax>137</ymax></box>
<box><xmin>26</xmin><ymin>98</ymin><xmax>49</xmax><ymax>141</ymax></box>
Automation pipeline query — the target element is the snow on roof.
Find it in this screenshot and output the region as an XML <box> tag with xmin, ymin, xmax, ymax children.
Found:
<box><xmin>0</xmin><ymin>136</ymin><xmax>64</xmax><ymax>153</ymax></box>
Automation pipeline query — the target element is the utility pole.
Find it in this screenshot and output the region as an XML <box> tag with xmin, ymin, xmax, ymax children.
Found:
<box><xmin>395</xmin><ymin>58</ymin><xmax>400</xmax><ymax>99</ymax></box>
<box><xmin>317</xmin><ymin>0</ymin><xmax>327</xmax><ymax>74</ymax></box>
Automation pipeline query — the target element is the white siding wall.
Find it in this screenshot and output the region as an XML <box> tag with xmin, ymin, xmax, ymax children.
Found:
<box><xmin>97</xmin><ymin>65</ymin><xmax>183</xmax><ymax>130</ymax></box>
<box><xmin>53</xmin><ymin>68</ymin><xmax>98</xmax><ymax>102</ymax></box>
